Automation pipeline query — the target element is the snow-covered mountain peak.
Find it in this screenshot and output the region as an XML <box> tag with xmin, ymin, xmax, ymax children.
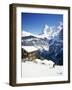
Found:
<box><xmin>22</xmin><ymin>31</ymin><xmax>31</xmax><ymax>37</ymax></box>
<box><xmin>21</xmin><ymin>30</ymin><xmax>36</xmax><ymax>37</ymax></box>
<box><xmin>43</xmin><ymin>24</ymin><xmax>50</xmax><ymax>35</ymax></box>
<box><xmin>57</xmin><ymin>22</ymin><xmax>63</xmax><ymax>30</ymax></box>
<box><xmin>41</xmin><ymin>24</ymin><xmax>54</xmax><ymax>39</ymax></box>
<box><xmin>22</xmin><ymin>22</ymin><xmax>63</xmax><ymax>40</ymax></box>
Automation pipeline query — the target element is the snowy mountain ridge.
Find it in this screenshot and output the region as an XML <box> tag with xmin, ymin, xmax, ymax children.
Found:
<box><xmin>22</xmin><ymin>22</ymin><xmax>63</xmax><ymax>40</ymax></box>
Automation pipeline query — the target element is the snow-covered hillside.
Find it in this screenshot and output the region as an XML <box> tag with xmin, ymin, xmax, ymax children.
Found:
<box><xmin>22</xmin><ymin>60</ymin><xmax>63</xmax><ymax>78</ymax></box>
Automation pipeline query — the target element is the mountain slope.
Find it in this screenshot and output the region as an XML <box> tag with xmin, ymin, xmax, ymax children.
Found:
<box><xmin>21</xmin><ymin>22</ymin><xmax>63</xmax><ymax>65</ymax></box>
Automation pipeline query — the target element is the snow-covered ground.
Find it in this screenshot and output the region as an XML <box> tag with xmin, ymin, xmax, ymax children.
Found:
<box><xmin>22</xmin><ymin>59</ymin><xmax>63</xmax><ymax>78</ymax></box>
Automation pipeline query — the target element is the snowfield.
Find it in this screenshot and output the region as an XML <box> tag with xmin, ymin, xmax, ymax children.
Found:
<box><xmin>22</xmin><ymin>59</ymin><xmax>63</xmax><ymax>78</ymax></box>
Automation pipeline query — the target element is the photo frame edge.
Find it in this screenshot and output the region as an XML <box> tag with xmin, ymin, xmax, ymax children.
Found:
<box><xmin>9</xmin><ymin>3</ymin><xmax>70</xmax><ymax>86</ymax></box>
<box><xmin>9</xmin><ymin>4</ymin><xmax>16</xmax><ymax>86</ymax></box>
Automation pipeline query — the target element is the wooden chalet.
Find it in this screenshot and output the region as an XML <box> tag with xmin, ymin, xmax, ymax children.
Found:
<box><xmin>22</xmin><ymin>46</ymin><xmax>38</xmax><ymax>61</ymax></box>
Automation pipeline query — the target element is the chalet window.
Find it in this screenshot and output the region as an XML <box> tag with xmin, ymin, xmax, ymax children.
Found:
<box><xmin>24</xmin><ymin>53</ymin><xmax>27</xmax><ymax>55</ymax></box>
<box><xmin>28</xmin><ymin>53</ymin><xmax>32</xmax><ymax>56</ymax></box>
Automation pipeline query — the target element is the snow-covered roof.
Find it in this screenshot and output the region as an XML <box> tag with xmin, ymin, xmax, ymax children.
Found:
<box><xmin>22</xmin><ymin>46</ymin><xmax>38</xmax><ymax>53</ymax></box>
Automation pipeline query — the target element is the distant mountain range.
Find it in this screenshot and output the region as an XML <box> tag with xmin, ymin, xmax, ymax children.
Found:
<box><xmin>21</xmin><ymin>22</ymin><xmax>63</xmax><ymax>65</ymax></box>
<box><xmin>22</xmin><ymin>22</ymin><xmax>63</xmax><ymax>39</ymax></box>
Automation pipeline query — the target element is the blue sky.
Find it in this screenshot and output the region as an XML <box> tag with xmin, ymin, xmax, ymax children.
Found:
<box><xmin>21</xmin><ymin>13</ymin><xmax>63</xmax><ymax>35</ymax></box>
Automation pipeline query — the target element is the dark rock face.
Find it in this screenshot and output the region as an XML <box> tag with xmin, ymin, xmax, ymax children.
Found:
<box><xmin>38</xmin><ymin>29</ymin><xmax>63</xmax><ymax>65</ymax></box>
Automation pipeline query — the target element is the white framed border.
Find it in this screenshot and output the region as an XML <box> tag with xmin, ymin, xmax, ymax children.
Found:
<box><xmin>16</xmin><ymin>7</ymin><xmax>68</xmax><ymax>83</ymax></box>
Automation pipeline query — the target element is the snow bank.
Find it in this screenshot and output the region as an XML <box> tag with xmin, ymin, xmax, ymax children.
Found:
<box><xmin>43</xmin><ymin>60</ymin><xmax>55</xmax><ymax>68</ymax></box>
<box><xmin>34</xmin><ymin>59</ymin><xmax>55</xmax><ymax>68</ymax></box>
<box><xmin>22</xmin><ymin>61</ymin><xmax>63</xmax><ymax>78</ymax></box>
